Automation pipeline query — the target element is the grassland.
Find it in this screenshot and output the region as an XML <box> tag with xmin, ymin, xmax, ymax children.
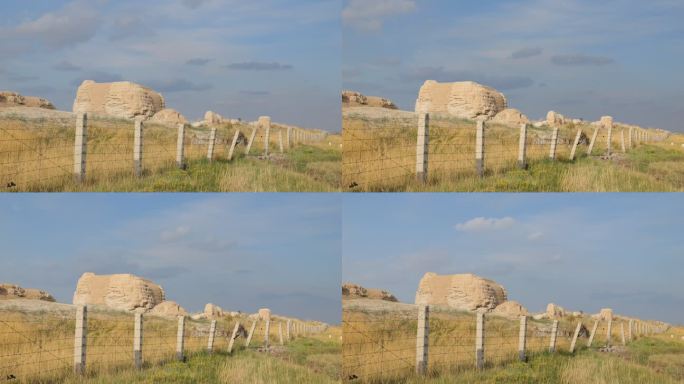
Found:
<box><xmin>343</xmin><ymin>300</ymin><xmax>679</xmax><ymax>383</ymax></box>
<box><xmin>0</xmin><ymin>111</ymin><xmax>341</xmax><ymax>192</ymax></box>
<box><xmin>342</xmin><ymin>108</ymin><xmax>682</xmax><ymax>192</ymax></box>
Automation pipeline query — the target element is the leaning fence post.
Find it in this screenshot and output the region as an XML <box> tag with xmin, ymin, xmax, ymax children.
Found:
<box><xmin>74</xmin><ymin>113</ymin><xmax>88</xmax><ymax>183</ymax></box>
<box><xmin>606</xmin><ymin>318</ymin><xmax>612</xmax><ymax>346</ymax></box>
<box><xmin>227</xmin><ymin>321</ymin><xmax>240</xmax><ymax>354</ymax></box>
<box><xmin>278</xmin><ymin>131</ymin><xmax>284</xmax><ymax>153</ymax></box>
<box><xmin>134</xmin><ymin>313</ymin><xmax>143</xmax><ymax>369</ymax></box>
<box><xmin>134</xmin><ymin>117</ymin><xmax>144</xmax><ymax>177</ymax></box>
<box><xmin>227</xmin><ymin>130</ymin><xmax>241</xmax><ymax>161</ymax></box>
<box><xmin>245</xmin><ymin>126</ymin><xmax>257</xmax><ymax>155</ymax></box>
<box><xmin>587</xmin><ymin>320</ymin><xmax>599</xmax><ymax>347</ymax></box>
<box><xmin>73</xmin><ymin>305</ymin><xmax>87</xmax><ymax>375</ymax></box>
<box><xmin>279</xmin><ymin>323</ymin><xmax>284</xmax><ymax>346</ymax></box>
<box><xmin>207</xmin><ymin>319</ymin><xmax>217</xmax><ymax>352</ymax></box>
<box><xmin>549</xmin><ymin>126</ymin><xmax>559</xmax><ymax>160</ymax></box>
<box><xmin>587</xmin><ymin>126</ymin><xmax>599</xmax><ymax>155</ymax></box>
<box><xmin>415</xmin><ymin>305</ymin><xmax>429</xmax><ymax>375</ymax></box>
<box><xmin>569</xmin><ymin>128</ymin><xmax>582</xmax><ymax>160</ymax></box>
<box><xmin>286</xmin><ymin>319</ymin><xmax>291</xmax><ymax>341</ymax></box>
<box><xmin>476</xmin><ymin>312</ymin><xmax>485</xmax><ymax>369</ymax></box>
<box><xmin>207</xmin><ymin>127</ymin><xmax>217</xmax><ymax>161</ymax></box>
<box><xmin>549</xmin><ymin>320</ymin><xmax>559</xmax><ymax>352</ymax></box>
<box><xmin>475</xmin><ymin>120</ymin><xmax>485</xmax><ymax>177</ymax></box>
<box><xmin>569</xmin><ymin>321</ymin><xmax>582</xmax><ymax>353</ymax></box>
<box><xmin>518</xmin><ymin>315</ymin><xmax>527</xmax><ymax>361</ymax></box>
<box><xmin>245</xmin><ymin>320</ymin><xmax>257</xmax><ymax>347</ymax></box>
<box><xmin>260</xmin><ymin>116</ymin><xmax>271</xmax><ymax>157</ymax></box>
<box><xmin>620</xmin><ymin>323</ymin><xmax>626</xmax><ymax>346</ymax></box>
<box><xmin>176</xmin><ymin>316</ymin><xmax>185</xmax><ymax>361</ymax></box>
<box><xmin>416</xmin><ymin>112</ymin><xmax>429</xmax><ymax>183</ymax></box>
<box><xmin>517</xmin><ymin>123</ymin><xmax>527</xmax><ymax>169</ymax></box>
<box><xmin>176</xmin><ymin>123</ymin><xmax>186</xmax><ymax>169</ymax></box>
<box><xmin>620</xmin><ymin>130</ymin><xmax>626</xmax><ymax>153</ymax></box>
<box><xmin>264</xmin><ymin>319</ymin><xmax>271</xmax><ymax>347</ymax></box>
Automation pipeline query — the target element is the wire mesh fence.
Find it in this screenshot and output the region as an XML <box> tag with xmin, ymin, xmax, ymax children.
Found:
<box><xmin>342</xmin><ymin>111</ymin><xmax>665</xmax><ymax>191</ymax></box>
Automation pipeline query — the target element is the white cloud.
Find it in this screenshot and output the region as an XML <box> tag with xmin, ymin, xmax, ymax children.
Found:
<box><xmin>455</xmin><ymin>217</ymin><xmax>517</xmax><ymax>232</ymax></box>
<box><xmin>528</xmin><ymin>231</ymin><xmax>544</xmax><ymax>240</ymax></box>
<box><xmin>343</xmin><ymin>0</ymin><xmax>416</xmax><ymax>31</ymax></box>
<box><xmin>160</xmin><ymin>226</ymin><xmax>191</xmax><ymax>242</ymax></box>
<box><xmin>14</xmin><ymin>1</ymin><xmax>100</xmax><ymax>49</ymax></box>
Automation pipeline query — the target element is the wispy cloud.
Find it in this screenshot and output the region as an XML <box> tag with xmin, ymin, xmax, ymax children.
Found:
<box><xmin>53</xmin><ymin>61</ymin><xmax>81</xmax><ymax>71</ymax></box>
<box><xmin>186</xmin><ymin>58</ymin><xmax>212</xmax><ymax>66</ymax></box>
<box><xmin>14</xmin><ymin>1</ymin><xmax>100</xmax><ymax>49</ymax></box>
<box><xmin>343</xmin><ymin>0</ymin><xmax>416</xmax><ymax>31</ymax></box>
<box><xmin>511</xmin><ymin>47</ymin><xmax>543</xmax><ymax>59</ymax></box>
<box><xmin>224</xmin><ymin>61</ymin><xmax>293</xmax><ymax>71</ymax></box>
<box><xmin>146</xmin><ymin>78</ymin><xmax>213</xmax><ymax>92</ymax></box>
<box><xmin>455</xmin><ymin>217</ymin><xmax>517</xmax><ymax>232</ymax></box>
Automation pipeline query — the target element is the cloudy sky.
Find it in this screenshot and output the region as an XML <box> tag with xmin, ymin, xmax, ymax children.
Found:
<box><xmin>343</xmin><ymin>194</ymin><xmax>684</xmax><ymax>324</ymax></box>
<box><xmin>0</xmin><ymin>0</ymin><xmax>341</xmax><ymax>131</ymax></box>
<box><xmin>0</xmin><ymin>194</ymin><xmax>341</xmax><ymax>324</ymax></box>
<box><xmin>343</xmin><ymin>0</ymin><xmax>684</xmax><ymax>132</ymax></box>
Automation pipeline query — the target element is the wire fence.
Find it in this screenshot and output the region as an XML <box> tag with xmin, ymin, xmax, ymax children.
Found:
<box><xmin>0</xmin><ymin>113</ymin><xmax>327</xmax><ymax>192</ymax></box>
<box><xmin>342</xmin><ymin>305</ymin><xmax>667</xmax><ymax>383</ymax></box>
<box><xmin>0</xmin><ymin>306</ymin><xmax>325</xmax><ymax>383</ymax></box>
<box><xmin>342</xmin><ymin>112</ymin><xmax>668</xmax><ymax>191</ymax></box>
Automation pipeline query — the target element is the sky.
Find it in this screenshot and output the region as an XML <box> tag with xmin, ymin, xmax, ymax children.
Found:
<box><xmin>0</xmin><ymin>0</ymin><xmax>341</xmax><ymax>132</ymax></box>
<box><xmin>0</xmin><ymin>193</ymin><xmax>341</xmax><ymax>324</ymax></box>
<box><xmin>342</xmin><ymin>0</ymin><xmax>684</xmax><ymax>132</ymax></box>
<box><xmin>343</xmin><ymin>193</ymin><xmax>684</xmax><ymax>325</ymax></box>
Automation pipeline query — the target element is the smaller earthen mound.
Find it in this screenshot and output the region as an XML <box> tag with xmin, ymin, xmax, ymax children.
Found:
<box><xmin>599</xmin><ymin>308</ymin><xmax>613</xmax><ymax>321</ymax></box>
<box><xmin>492</xmin><ymin>300</ymin><xmax>528</xmax><ymax>318</ymax></box>
<box><xmin>342</xmin><ymin>91</ymin><xmax>397</xmax><ymax>109</ymax></box>
<box><xmin>204</xmin><ymin>303</ymin><xmax>223</xmax><ymax>318</ymax></box>
<box><xmin>415</xmin><ymin>273</ymin><xmax>507</xmax><ymax>312</ymax></box>
<box><xmin>342</xmin><ymin>283</ymin><xmax>398</xmax><ymax>302</ymax></box>
<box><xmin>492</xmin><ymin>108</ymin><xmax>529</xmax><ymax>126</ymax></box>
<box><xmin>149</xmin><ymin>301</ymin><xmax>187</xmax><ymax>317</ymax></box>
<box><xmin>546</xmin><ymin>303</ymin><xmax>566</xmax><ymax>318</ymax></box>
<box><xmin>546</xmin><ymin>111</ymin><xmax>566</xmax><ymax>126</ymax></box>
<box><xmin>150</xmin><ymin>108</ymin><xmax>188</xmax><ymax>126</ymax></box>
<box><xmin>0</xmin><ymin>283</ymin><xmax>55</xmax><ymax>302</ymax></box>
<box><xmin>0</xmin><ymin>91</ymin><xmax>55</xmax><ymax>110</ymax></box>
<box><xmin>204</xmin><ymin>110</ymin><xmax>223</xmax><ymax>125</ymax></box>
<box><xmin>258</xmin><ymin>308</ymin><xmax>271</xmax><ymax>320</ymax></box>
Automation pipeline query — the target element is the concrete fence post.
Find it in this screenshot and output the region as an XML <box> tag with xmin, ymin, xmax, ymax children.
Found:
<box><xmin>278</xmin><ymin>131</ymin><xmax>284</xmax><ymax>153</ymax></box>
<box><xmin>628</xmin><ymin>127</ymin><xmax>633</xmax><ymax>149</ymax></box>
<box><xmin>569</xmin><ymin>128</ymin><xmax>583</xmax><ymax>161</ymax></box>
<box><xmin>517</xmin><ymin>123</ymin><xmax>528</xmax><ymax>169</ymax></box>
<box><xmin>475</xmin><ymin>120</ymin><xmax>485</xmax><ymax>177</ymax></box>
<box><xmin>73</xmin><ymin>305</ymin><xmax>87</xmax><ymax>375</ymax></box>
<box><xmin>620</xmin><ymin>130</ymin><xmax>626</xmax><ymax>153</ymax></box>
<box><xmin>476</xmin><ymin>312</ymin><xmax>485</xmax><ymax>370</ymax></box>
<box><xmin>245</xmin><ymin>320</ymin><xmax>257</xmax><ymax>347</ymax></box>
<box><xmin>74</xmin><ymin>113</ymin><xmax>88</xmax><ymax>183</ymax></box>
<box><xmin>227</xmin><ymin>130</ymin><xmax>241</xmax><ymax>161</ymax></box>
<box><xmin>606</xmin><ymin>121</ymin><xmax>613</xmax><ymax>155</ymax></box>
<box><xmin>227</xmin><ymin>321</ymin><xmax>240</xmax><ymax>354</ymax></box>
<box><xmin>621</xmin><ymin>323</ymin><xmax>626</xmax><ymax>346</ymax></box>
<box><xmin>518</xmin><ymin>315</ymin><xmax>527</xmax><ymax>361</ymax></box>
<box><xmin>628</xmin><ymin>319</ymin><xmax>633</xmax><ymax>341</ymax></box>
<box><xmin>416</xmin><ymin>112</ymin><xmax>429</xmax><ymax>183</ymax></box>
<box><xmin>207</xmin><ymin>320</ymin><xmax>217</xmax><ymax>352</ymax></box>
<box><xmin>587</xmin><ymin>320</ymin><xmax>599</xmax><ymax>347</ymax></box>
<box><xmin>279</xmin><ymin>323</ymin><xmax>284</xmax><ymax>346</ymax></box>
<box><xmin>264</xmin><ymin>319</ymin><xmax>271</xmax><ymax>348</ymax></box>
<box><xmin>260</xmin><ymin>116</ymin><xmax>271</xmax><ymax>157</ymax></box>
<box><xmin>134</xmin><ymin>313</ymin><xmax>143</xmax><ymax>369</ymax></box>
<box><xmin>549</xmin><ymin>126</ymin><xmax>559</xmax><ymax>160</ymax></box>
<box><xmin>606</xmin><ymin>318</ymin><xmax>613</xmax><ymax>346</ymax></box>
<box><xmin>207</xmin><ymin>127</ymin><xmax>217</xmax><ymax>161</ymax></box>
<box><xmin>549</xmin><ymin>320</ymin><xmax>559</xmax><ymax>352</ymax></box>
<box><xmin>287</xmin><ymin>319</ymin><xmax>291</xmax><ymax>341</ymax></box>
<box><xmin>587</xmin><ymin>126</ymin><xmax>599</xmax><ymax>155</ymax></box>
<box><xmin>569</xmin><ymin>321</ymin><xmax>582</xmax><ymax>353</ymax></box>
<box><xmin>176</xmin><ymin>123</ymin><xmax>186</xmax><ymax>169</ymax></box>
<box><xmin>245</xmin><ymin>127</ymin><xmax>257</xmax><ymax>155</ymax></box>
<box><xmin>415</xmin><ymin>305</ymin><xmax>429</xmax><ymax>375</ymax></box>
<box><xmin>176</xmin><ymin>316</ymin><xmax>185</xmax><ymax>361</ymax></box>
<box><xmin>286</xmin><ymin>127</ymin><xmax>292</xmax><ymax>149</ymax></box>
<box><xmin>134</xmin><ymin>117</ymin><xmax>144</xmax><ymax>177</ymax></box>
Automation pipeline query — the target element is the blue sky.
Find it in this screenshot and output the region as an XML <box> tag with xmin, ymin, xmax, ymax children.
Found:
<box><xmin>343</xmin><ymin>0</ymin><xmax>684</xmax><ymax>132</ymax></box>
<box><xmin>343</xmin><ymin>194</ymin><xmax>684</xmax><ymax>325</ymax></box>
<box><xmin>0</xmin><ymin>0</ymin><xmax>341</xmax><ymax>132</ymax></box>
<box><xmin>0</xmin><ymin>193</ymin><xmax>341</xmax><ymax>324</ymax></box>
